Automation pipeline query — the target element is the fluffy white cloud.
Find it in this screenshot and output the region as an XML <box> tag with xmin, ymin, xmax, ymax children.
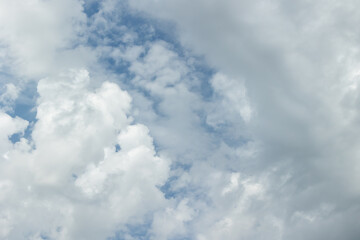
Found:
<box><xmin>0</xmin><ymin>0</ymin><xmax>95</xmax><ymax>78</ymax></box>
<box><xmin>0</xmin><ymin>111</ymin><xmax>28</xmax><ymax>161</ymax></box>
<box><xmin>0</xmin><ymin>69</ymin><xmax>170</xmax><ymax>239</ymax></box>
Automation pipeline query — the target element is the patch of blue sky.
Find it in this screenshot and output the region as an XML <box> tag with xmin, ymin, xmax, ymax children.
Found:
<box><xmin>107</xmin><ymin>221</ymin><xmax>152</xmax><ymax>240</ymax></box>
<box><xmin>13</xmin><ymin>87</ymin><xmax>37</xmax><ymax>122</ymax></box>
<box><xmin>158</xmin><ymin>162</ymin><xmax>191</xmax><ymax>199</ymax></box>
<box><xmin>83</xmin><ymin>0</ymin><xmax>101</xmax><ymax>18</ymax></box>
<box><xmin>171</xmin><ymin>162</ymin><xmax>192</xmax><ymax>172</ymax></box>
<box><xmin>85</xmin><ymin>1</ymin><xmax>182</xmax><ymax>55</ymax></box>
<box><xmin>159</xmin><ymin>168</ymin><xmax>213</xmax><ymax>202</ymax></box>
<box><xmin>181</xmin><ymin>186</ymin><xmax>211</xmax><ymax>204</ymax></box>
<box><xmin>9</xmin><ymin>81</ymin><xmax>37</xmax><ymax>143</ymax></box>
<box><xmin>0</xmin><ymin>77</ymin><xmax>37</xmax><ymax>143</ymax></box>
<box><xmin>100</xmin><ymin>56</ymin><xmax>132</xmax><ymax>80</ymax></box>
<box><xmin>25</xmin><ymin>233</ymin><xmax>52</xmax><ymax>240</ymax></box>
<box><xmin>0</xmin><ymin>76</ymin><xmax>35</xmax><ymax>116</ymax></box>
<box><xmin>9</xmin><ymin>131</ymin><xmax>26</xmax><ymax>143</ymax></box>
<box><xmin>40</xmin><ymin>234</ymin><xmax>51</xmax><ymax>240</ymax></box>
<box><xmin>188</xmin><ymin>61</ymin><xmax>216</xmax><ymax>101</ymax></box>
<box><xmin>115</xmin><ymin>143</ymin><xmax>121</xmax><ymax>152</ymax></box>
<box><xmin>121</xmin><ymin>13</ymin><xmax>182</xmax><ymax>54</ymax></box>
<box><xmin>84</xmin><ymin>0</ymin><xmax>180</xmax><ymax>48</ymax></box>
<box><xmin>158</xmin><ymin>177</ymin><xmax>203</xmax><ymax>201</ymax></box>
<box><xmin>159</xmin><ymin>175</ymin><xmax>180</xmax><ymax>199</ymax></box>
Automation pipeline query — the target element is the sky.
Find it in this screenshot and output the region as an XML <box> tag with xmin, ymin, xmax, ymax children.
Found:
<box><xmin>0</xmin><ymin>0</ymin><xmax>360</xmax><ymax>239</ymax></box>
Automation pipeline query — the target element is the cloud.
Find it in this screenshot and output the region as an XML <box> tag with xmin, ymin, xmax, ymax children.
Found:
<box><xmin>0</xmin><ymin>83</ymin><xmax>19</xmax><ymax>112</ymax></box>
<box><xmin>129</xmin><ymin>0</ymin><xmax>360</xmax><ymax>239</ymax></box>
<box><xmin>150</xmin><ymin>199</ymin><xmax>195</xmax><ymax>240</ymax></box>
<box><xmin>0</xmin><ymin>0</ymin><xmax>94</xmax><ymax>78</ymax></box>
<box><xmin>0</xmin><ymin>111</ymin><xmax>28</xmax><ymax>161</ymax></box>
<box><xmin>1</xmin><ymin>0</ymin><xmax>360</xmax><ymax>239</ymax></box>
<box><xmin>0</xmin><ymin>69</ymin><xmax>170</xmax><ymax>239</ymax></box>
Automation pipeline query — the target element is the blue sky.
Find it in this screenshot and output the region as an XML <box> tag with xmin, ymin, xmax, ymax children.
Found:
<box><xmin>1</xmin><ymin>0</ymin><xmax>360</xmax><ymax>239</ymax></box>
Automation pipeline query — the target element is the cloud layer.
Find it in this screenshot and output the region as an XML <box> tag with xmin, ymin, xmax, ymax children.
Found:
<box><xmin>1</xmin><ymin>0</ymin><xmax>360</xmax><ymax>239</ymax></box>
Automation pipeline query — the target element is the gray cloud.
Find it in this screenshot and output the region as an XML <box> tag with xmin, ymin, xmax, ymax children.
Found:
<box><xmin>130</xmin><ymin>1</ymin><xmax>360</xmax><ymax>239</ymax></box>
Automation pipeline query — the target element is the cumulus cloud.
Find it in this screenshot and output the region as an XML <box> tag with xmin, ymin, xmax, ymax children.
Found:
<box><xmin>0</xmin><ymin>111</ymin><xmax>28</xmax><ymax>161</ymax></box>
<box><xmin>0</xmin><ymin>69</ymin><xmax>169</xmax><ymax>239</ymax></box>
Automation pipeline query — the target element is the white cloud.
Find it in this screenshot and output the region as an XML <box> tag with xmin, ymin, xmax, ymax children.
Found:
<box><xmin>0</xmin><ymin>69</ymin><xmax>170</xmax><ymax>239</ymax></box>
<box><xmin>0</xmin><ymin>112</ymin><xmax>28</xmax><ymax>160</ymax></box>
<box><xmin>0</xmin><ymin>0</ymin><xmax>94</xmax><ymax>78</ymax></box>
<box><xmin>207</xmin><ymin>72</ymin><xmax>252</xmax><ymax>126</ymax></box>
<box><xmin>0</xmin><ymin>83</ymin><xmax>19</xmax><ymax>113</ymax></box>
<box><xmin>151</xmin><ymin>199</ymin><xmax>195</xmax><ymax>240</ymax></box>
<box><xmin>129</xmin><ymin>41</ymin><xmax>188</xmax><ymax>95</ymax></box>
